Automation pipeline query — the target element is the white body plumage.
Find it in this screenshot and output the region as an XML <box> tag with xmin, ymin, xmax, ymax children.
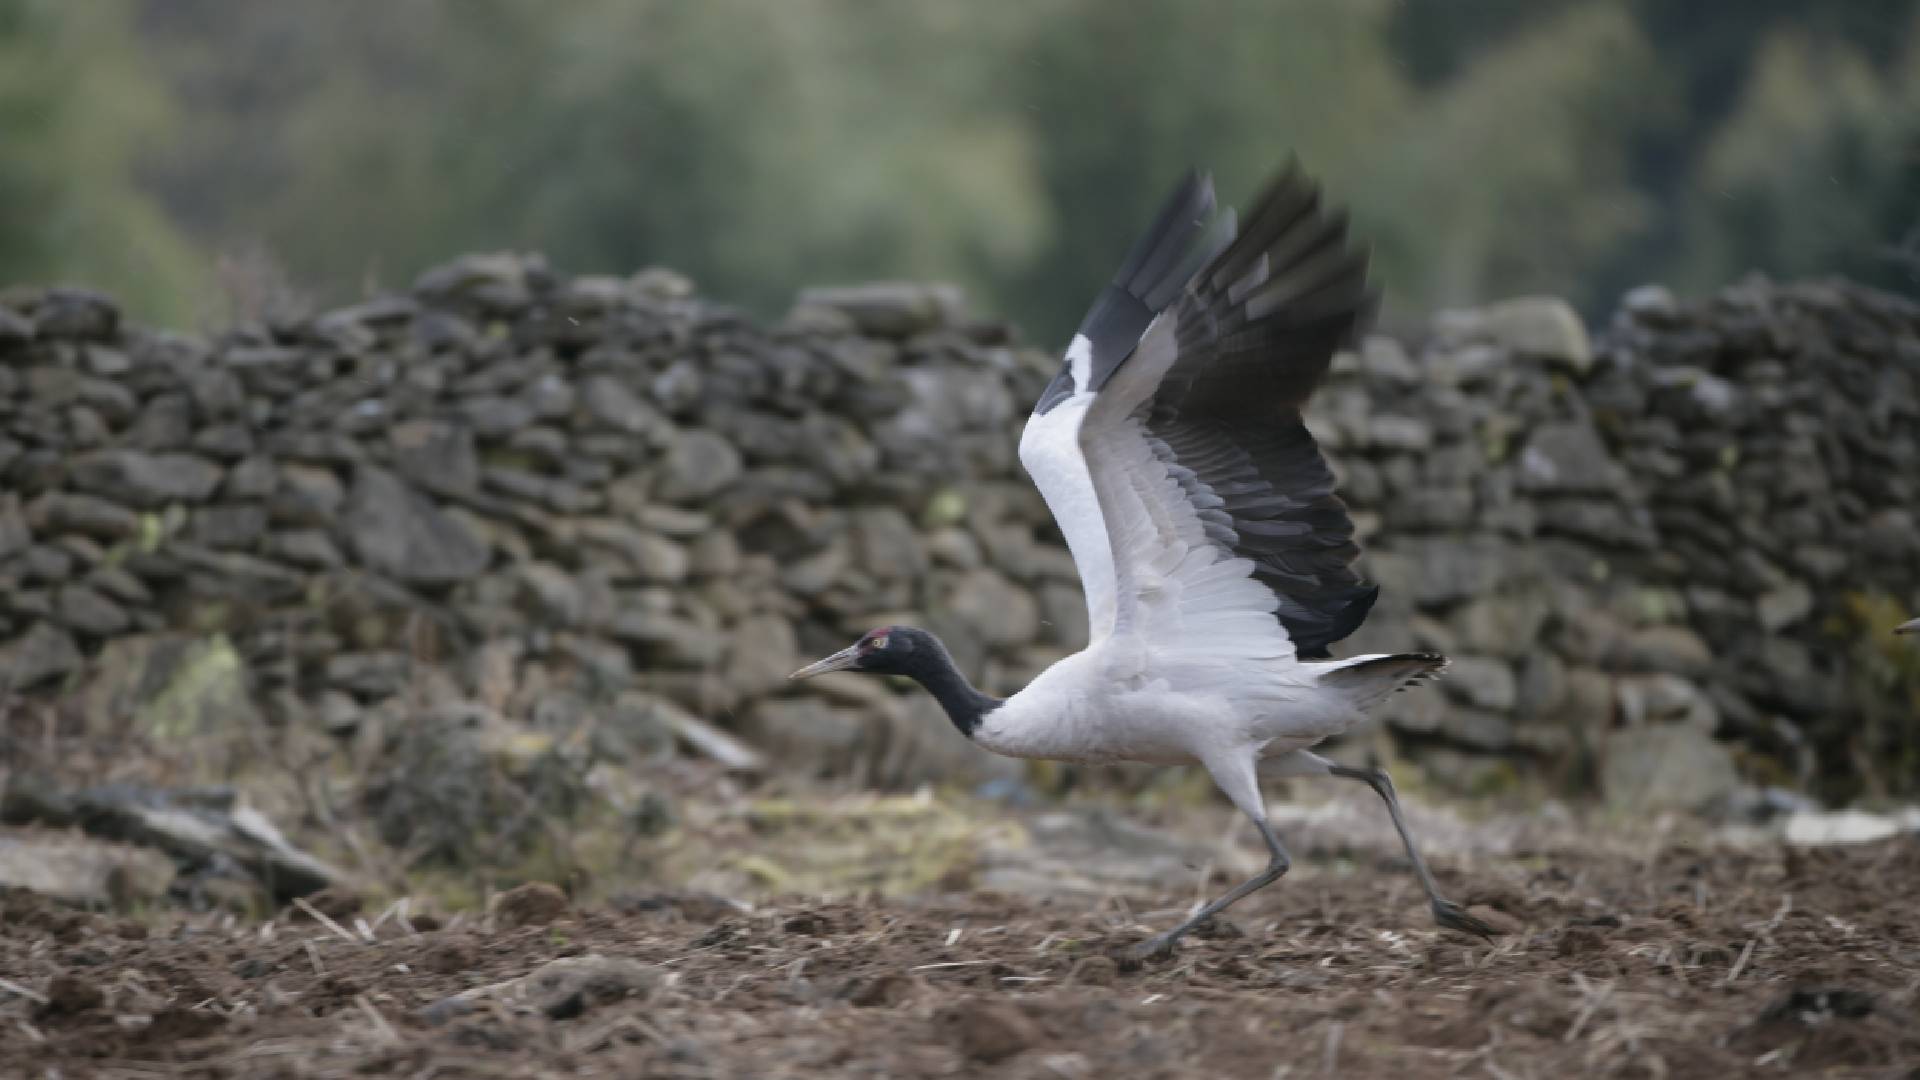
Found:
<box><xmin>790</xmin><ymin>162</ymin><xmax>1491</xmax><ymax>953</ymax></box>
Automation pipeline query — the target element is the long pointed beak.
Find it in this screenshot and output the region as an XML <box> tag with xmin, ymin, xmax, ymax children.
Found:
<box><xmin>789</xmin><ymin>645</ymin><xmax>861</xmax><ymax>680</ymax></box>
<box><xmin>1898</xmin><ymin>618</ymin><xmax>1919</xmax><ymax>636</ymax></box>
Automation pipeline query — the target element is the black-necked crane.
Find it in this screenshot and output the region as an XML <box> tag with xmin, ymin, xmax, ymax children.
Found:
<box><xmin>791</xmin><ymin>160</ymin><xmax>1494</xmax><ymax>959</ymax></box>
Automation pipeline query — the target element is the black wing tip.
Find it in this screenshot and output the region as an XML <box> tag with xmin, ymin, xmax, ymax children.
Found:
<box><xmin>1073</xmin><ymin>168</ymin><xmax>1224</xmax><ymax>392</ymax></box>
<box><xmin>1112</xmin><ymin>168</ymin><xmax>1216</xmax><ymax>293</ymax></box>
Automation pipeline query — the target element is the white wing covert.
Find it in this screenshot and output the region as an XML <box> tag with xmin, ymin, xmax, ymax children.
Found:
<box><xmin>1018</xmin><ymin>160</ymin><xmax>1380</xmax><ymax>663</ymax></box>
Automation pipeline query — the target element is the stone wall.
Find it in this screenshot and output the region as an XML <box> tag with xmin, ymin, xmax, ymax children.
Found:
<box><xmin>0</xmin><ymin>260</ymin><xmax>1914</xmax><ymax>808</ymax></box>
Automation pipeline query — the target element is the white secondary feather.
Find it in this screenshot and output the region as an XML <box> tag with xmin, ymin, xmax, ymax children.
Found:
<box><xmin>1018</xmin><ymin>336</ymin><xmax>1119</xmax><ymax>642</ymax></box>
<box><xmin>1018</xmin><ymin>317</ymin><xmax>1296</xmax><ymax>669</ymax></box>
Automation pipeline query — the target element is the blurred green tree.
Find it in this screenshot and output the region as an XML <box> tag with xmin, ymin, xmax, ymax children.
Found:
<box><xmin>1671</xmin><ymin>14</ymin><xmax>1920</xmax><ymax>297</ymax></box>
<box><xmin>0</xmin><ymin>0</ymin><xmax>1913</xmax><ymax>335</ymax></box>
<box><xmin>0</xmin><ymin>0</ymin><xmax>203</xmax><ymax>321</ymax></box>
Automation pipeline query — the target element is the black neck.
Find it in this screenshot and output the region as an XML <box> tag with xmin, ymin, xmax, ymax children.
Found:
<box><xmin>901</xmin><ymin>647</ymin><xmax>1001</xmax><ymax>738</ymax></box>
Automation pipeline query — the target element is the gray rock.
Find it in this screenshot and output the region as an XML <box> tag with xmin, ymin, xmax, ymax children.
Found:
<box><xmin>267</xmin><ymin>430</ymin><xmax>363</xmax><ymax>465</ymax></box>
<box><xmin>344</xmin><ymin>466</ymin><xmax>491</xmax><ymax>586</ymax></box>
<box><xmin>1790</xmin><ymin>544</ymin><xmax>1848</xmax><ymax>582</ymax></box>
<box><xmin>460</xmin><ymin>394</ymin><xmax>536</xmax><ymax>438</ymax></box>
<box><xmin>0</xmin><ymin>496</ymin><xmax>29</xmax><ymax>560</ymax></box>
<box><xmin>267</xmin><ymin>529</ymin><xmax>344</xmax><ymax>569</ymax></box>
<box><xmin>391</xmin><ymin>419</ymin><xmax>480</xmax><ymax>493</ymax></box>
<box><xmin>781</xmin><ymin>543</ymin><xmax>847</xmax><ymax>596</ymax></box>
<box><xmin>0</xmin><ymin>826</ymin><xmax>174</xmax><ymax>909</ymax></box>
<box><xmin>793</xmin><ymin>282</ymin><xmax>963</xmax><ymax>338</ymax></box>
<box><xmin>1440</xmin><ymin>708</ymin><xmax>1516</xmax><ymax>751</ymax></box>
<box><xmin>1365</xmin><ymin>415</ymin><xmax>1434</xmax><ymax>452</ymax></box>
<box><xmin>689</xmin><ymin>531</ymin><xmax>741</xmax><ymax>577</ymax></box>
<box><xmin>1514</xmin><ymin>651</ymin><xmax>1568</xmax><ymax>717</ymax></box>
<box><xmin>67</xmin><ymin>405</ymin><xmax>111</xmax><ymax>447</ymax></box>
<box><xmin>273</xmin><ymin>464</ymin><xmax>346</xmax><ymax>526</ymax></box>
<box><xmin>657</xmin><ymin>429</ymin><xmax>742</xmax><ymax>501</ymax></box>
<box><xmin>725</xmin><ymin>614</ymin><xmax>801</xmax><ymax>698</ymax></box>
<box><xmin>1516</xmin><ymin>423</ymin><xmax>1618</xmax><ymax>494</ymax></box>
<box><xmin>634</xmin><ymin>505</ymin><xmax>713</xmax><ymax>539</ymax></box>
<box><xmin>75</xmin><ymin>377</ymin><xmax>137</xmax><ymax>424</ymax></box>
<box><xmin>1379</xmin><ymin>680</ymin><xmax>1448</xmax><ymax>734</ymax></box>
<box><xmin>3</xmin><ymin>588</ymin><xmax>51</xmax><ymax>619</ymax></box>
<box><xmin>413</xmin><ymin>251</ymin><xmax>537</xmax><ymax>310</ymax></box>
<box><xmin>1552</xmin><ymin>606</ymin><xmax>1627</xmax><ymax>666</ymax></box>
<box><xmin>32</xmin><ymin>288</ymin><xmax>119</xmax><ymax>340</ymax></box>
<box><xmin>125</xmin><ymin>394</ymin><xmax>195</xmax><ymax>450</ymax></box>
<box><xmin>1388</xmin><ymin>487</ymin><xmax>1475</xmax><ymax>531</ymax></box>
<box><xmin>509</xmin><ymin>425</ymin><xmax>569</xmax><ymax>464</ymax></box>
<box><xmin>608</xmin><ymin>612</ymin><xmax>721</xmax><ymax>667</ymax></box>
<box><xmin>581</xmin><ymin>375</ymin><xmax>667</xmax><ymax>438</ymax></box>
<box><xmin>1615</xmin><ymin>674</ymin><xmax>1716</xmax><ymax>729</ymax></box>
<box><xmin>0</xmin><ymin>306</ymin><xmax>33</xmax><ymax>348</ymax></box>
<box><xmin>946</xmin><ymin>568</ymin><xmax>1040</xmax><ymax>649</ymax></box>
<box><xmin>527</xmin><ymin>373</ymin><xmax>577</xmax><ymax>420</ymax></box>
<box><xmin>1391</xmin><ymin>537</ymin><xmax>1515</xmax><ymax>608</ymax></box>
<box><xmin>555</xmin><ymin>633</ymin><xmax>635</xmax><ymax>687</ymax></box>
<box><xmin>68</xmin><ymin>450</ymin><xmax>224</xmax><ymax>508</ymax></box>
<box><xmin>575</xmin><ymin>520</ymin><xmax>689</xmax><ymax>583</ymax></box>
<box><xmin>1359</xmin><ymin>336</ymin><xmax>1420</xmax><ymax>385</ymax></box>
<box><xmin>0</xmin><ymin>622</ymin><xmax>83</xmax><ymax>689</ymax></box>
<box><xmin>189</xmin><ymin>504</ymin><xmax>268</xmax><ymax>550</ymax></box>
<box><xmin>54</xmin><ymin>585</ymin><xmax>130</xmax><ymax>637</ymax></box>
<box><xmin>1621</xmin><ymin>284</ymin><xmax>1678</xmax><ymax>322</ymax></box>
<box><xmin>737</xmin><ymin>697</ymin><xmax>872</xmax><ymax>778</ymax></box>
<box><xmin>325</xmin><ymin>652</ymin><xmax>413</xmax><ymax>698</ymax></box>
<box><xmin>1615</xmin><ymin>625</ymin><xmax>1713</xmax><ymax>676</ymax></box>
<box><xmin>516</xmin><ymin>562</ymin><xmax>584</xmax><ymax>626</ymax></box>
<box><xmin>851</xmin><ymin>507</ymin><xmax>928</xmax><ymax>582</ymax></box>
<box><xmin>484</xmin><ymin>467</ymin><xmax>602</xmax><ymax>515</ymax></box>
<box><xmin>1481</xmin><ymin>296</ymin><xmax>1592</xmax><ymax>373</ymax></box>
<box><xmin>516</xmin><ymin>954</ymin><xmax>663</xmax><ymax>1019</ymax></box>
<box><xmin>169</xmin><ymin>544</ymin><xmax>307</xmax><ymax>603</ymax></box>
<box><xmin>27</xmin><ymin>492</ymin><xmax>139</xmax><ymax>544</ymax></box>
<box><xmin>1600</xmin><ymin>723</ymin><xmax>1740</xmax><ymax>813</ymax></box>
<box><xmin>12</xmin><ymin>545</ymin><xmax>72</xmax><ymax>584</ymax></box>
<box><xmin>86</xmin><ymin>566</ymin><xmax>151</xmax><ymax>607</ymax></box>
<box><xmin>223</xmin><ymin>455</ymin><xmax>278</xmax><ymax>500</ymax></box>
<box><xmin>1561</xmin><ymin>667</ymin><xmax>1615</xmax><ymax>730</ymax></box>
<box><xmin>223</xmin><ymin>345</ymin><xmax>304</xmax><ymax>370</ymax></box>
<box><xmin>1536</xmin><ymin>498</ymin><xmax>1655</xmax><ymax>549</ymax></box>
<box><xmin>1453</xmin><ymin>591</ymin><xmax>1550</xmax><ymax>658</ymax></box>
<box><xmin>1440</xmin><ymin>655</ymin><xmax>1516</xmax><ymax>713</ymax></box>
<box><xmin>1756</xmin><ymin>581</ymin><xmax>1813</xmax><ymax>633</ymax></box>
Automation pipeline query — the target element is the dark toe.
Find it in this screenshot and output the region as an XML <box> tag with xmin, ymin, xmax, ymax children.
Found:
<box><xmin>1113</xmin><ymin>934</ymin><xmax>1179</xmax><ymax>967</ymax></box>
<box><xmin>1432</xmin><ymin>899</ymin><xmax>1498</xmax><ymax>942</ymax></box>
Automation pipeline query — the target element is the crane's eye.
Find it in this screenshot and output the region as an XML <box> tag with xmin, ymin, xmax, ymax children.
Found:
<box><xmin>869</xmin><ymin>634</ymin><xmax>889</xmax><ymax>650</ymax></box>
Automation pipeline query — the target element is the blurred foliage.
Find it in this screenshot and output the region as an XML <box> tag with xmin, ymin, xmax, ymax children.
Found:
<box><xmin>0</xmin><ymin>0</ymin><xmax>205</xmax><ymax>319</ymax></box>
<box><xmin>1834</xmin><ymin>593</ymin><xmax>1920</xmax><ymax>805</ymax></box>
<box><xmin>0</xmin><ymin>0</ymin><xmax>1915</xmax><ymax>336</ymax></box>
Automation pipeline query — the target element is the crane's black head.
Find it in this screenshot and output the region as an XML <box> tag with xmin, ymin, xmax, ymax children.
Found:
<box><xmin>788</xmin><ymin>625</ymin><xmax>933</xmax><ymax>680</ymax></box>
<box><xmin>788</xmin><ymin>625</ymin><xmax>1000</xmax><ymax>737</ymax></box>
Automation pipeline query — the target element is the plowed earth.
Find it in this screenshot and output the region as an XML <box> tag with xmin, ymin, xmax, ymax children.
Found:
<box><xmin>4</xmin><ymin>834</ymin><xmax>1917</xmax><ymax>1079</ymax></box>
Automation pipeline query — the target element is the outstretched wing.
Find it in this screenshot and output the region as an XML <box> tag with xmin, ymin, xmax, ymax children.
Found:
<box><xmin>1018</xmin><ymin>160</ymin><xmax>1377</xmax><ymax>661</ymax></box>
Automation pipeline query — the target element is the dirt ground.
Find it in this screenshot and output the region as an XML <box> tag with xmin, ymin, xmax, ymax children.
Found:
<box><xmin>4</xmin><ymin>814</ymin><xmax>1917</xmax><ymax>1080</ymax></box>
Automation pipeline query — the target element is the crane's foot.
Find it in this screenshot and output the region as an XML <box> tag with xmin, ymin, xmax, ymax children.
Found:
<box><xmin>1431</xmin><ymin>897</ymin><xmax>1497</xmax><ymax>942</ymax></box>
<box><xmin>1113</xmin><ymin>929</ymin><xmax>1182</xmax><ymax>968</ymax></box>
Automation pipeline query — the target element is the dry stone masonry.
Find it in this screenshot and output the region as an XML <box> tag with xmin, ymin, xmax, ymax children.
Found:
<box><xmin>0</xmin><ymin>262</ymin><xmax>1914</xmax><ymax>814</ymax></box>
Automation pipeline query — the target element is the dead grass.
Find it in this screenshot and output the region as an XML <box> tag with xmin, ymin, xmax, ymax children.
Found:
<box><xmin>3</xmin><ymin>819</ymin><xmax>1915</xmax><ymax>1078</ymax></box>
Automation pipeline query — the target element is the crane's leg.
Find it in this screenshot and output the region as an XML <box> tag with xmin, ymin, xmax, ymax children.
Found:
<box><xmin>1266</xmin><ymin>750</ymin><xmax>1494</xmax><ymax>940</ymax></box>
<box><xmin>1123</xmin><ymin>752</ymin><xmax>1291</xmax><ymax>962</ymax></box>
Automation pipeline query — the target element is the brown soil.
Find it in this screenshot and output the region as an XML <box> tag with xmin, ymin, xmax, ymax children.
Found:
<box><xmin>4</xmin><ymin>834</ymin><xmax>1917</xmax><ymax>1079</ymax></box>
